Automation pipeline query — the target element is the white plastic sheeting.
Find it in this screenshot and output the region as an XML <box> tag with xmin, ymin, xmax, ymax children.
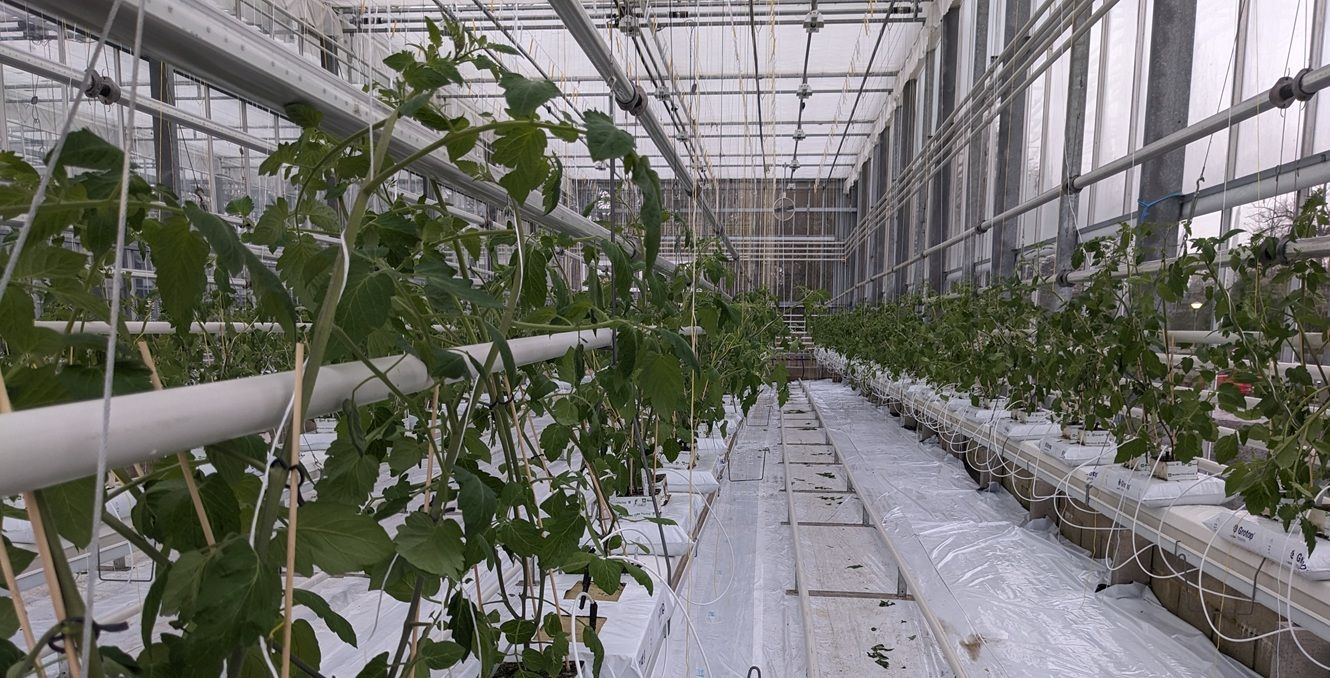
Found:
<box><xmin>656</xmin><ymin>390</ymin><xmax>951</xmax><ymax>678</ymax></box>
<box><xmin>805</xmin><ymin>380</ymin><xmax>1256</xmax><ymax>678</ymax></box>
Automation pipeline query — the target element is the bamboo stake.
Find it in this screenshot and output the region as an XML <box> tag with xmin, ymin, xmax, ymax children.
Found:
<box><xmin>410</xmin><ymin>384</ymin><xmax>441</xmax><ymax>671</ymax></box>
<box><xmin>0</xmin><ymin>373</ymin><xmax>60</xmax><ymax>678</ymax></box>
<box><xmin>0</xmin><ymin>521</ymin><xmax>47</xmax><ymax>678</ymax></box>
<box><xmin>136</xmin><ymin>340</ymin><xmax>215</xmax><ymax>545</ymax></box>
<box><xmin>421</xmin><ymin>385</ymin><xmax>441</xmax><ymax>510</ymax></box>
<box><xmin>21</xmin><ymin>491</ymin><xmax>79</xmax><ymax>678</ymax></box>
<box><xmin>280</xmin><ymin>343</ymin><xmax>305</xmax><ymax>678</ymax></box>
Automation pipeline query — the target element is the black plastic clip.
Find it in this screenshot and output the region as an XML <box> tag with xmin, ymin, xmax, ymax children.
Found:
<box><xmin>748</xmin><ymin>668</ymin><xmax>763</xmax><ymax>678</ymax></box>
<box><xmin>483</xmin><ymin>395</ymin><xmax>515</xmax><ymax>411</ymax></box>
<box><xmin>48</xmin><ymin>617</ymin><xmax>128</xmax><ymax>653</ymax></box>
<box><xmin>270</xmin><ymin>458</ymin><xmax>312</xmax><ymax>506</ymax></box>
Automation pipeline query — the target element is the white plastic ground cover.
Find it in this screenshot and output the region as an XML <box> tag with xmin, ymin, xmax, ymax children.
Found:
<box><xmin>655</xmin><ymin>391</ymin><xmax>798</xmax><ymax>678</ymax></box>
<box><xmin>655</xmin><ymin>389</ymin><xmax>952</xmax><ymax>678</ymax></box>
<box><xmin>1204</xmin><ymin>510</ymin><xmax>1330</xmax><ymax>581</ymax></box>
<box><xmin>804</xmin><ymin>380</ymin><xmax>1256</xmax><ymax>678</ymax></box>
<box><xmin>1090</xmin><ymin>465</ymin><xmax>1229</xmax><ymax>508</ymax></box>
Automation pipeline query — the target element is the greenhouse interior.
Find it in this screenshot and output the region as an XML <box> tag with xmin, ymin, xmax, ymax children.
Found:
<box><xmin>4</xmin><ymin>0</ymin><xmax>1330</xmax><ymax>676</ymax></box>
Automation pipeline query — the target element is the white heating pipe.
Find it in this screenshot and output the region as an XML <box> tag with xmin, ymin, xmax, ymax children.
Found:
<box><xmin>0</xmin><ymin>329</ymin><xmax>613</xmax><ymax>495</ymax></box>
<box><xmin>35</xmin><ymin>321</ymin><xmax>298</xmax><ymax>335</ymax></box>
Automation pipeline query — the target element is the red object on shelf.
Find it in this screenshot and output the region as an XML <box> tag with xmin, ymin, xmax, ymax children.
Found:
<box><xmin>1217</xmin><ymin>372</ymin><xmax>1254</xmax><ymax>396</ymax></box>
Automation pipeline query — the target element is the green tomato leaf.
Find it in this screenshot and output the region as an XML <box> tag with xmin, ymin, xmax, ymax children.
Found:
<box><xmin>583</xmin><ymin>111</ymin><xmax>634</xmax><ymax>161</ymax></box>
<box><xmin>293</xmin><ymin>588</ymin><xmax>358</xmax><ymax>647</ymax></box>
<box><xmin>160</xmin><ymin>538</ymin><xmax>281</xmax><ymax>665</ymax></box>
<box><xmin>336</xmin><ymin>261</ymin><xmax>395</xmax><ymax>341</ymax></box>
<box><xmin>498</xmin><ymin>72</ymin><xmax>561</xmax><ymax>118</ymax></box>
<box><xmin>284</xmin><ymin>501</ymin><xmax>393</xmax><ymax>576</ymax></box>
<box><xmin>418</xmin><ymin>638</ymin><xmax>468</xmax><ymax>669</ymax></box>
<box><xmin>638</xmin><ymin>352</ymin><xmax>684</xmax><ymax>414</ymax></box>
<box><xmin>35</xmin><ymin>476</ymin><xmax>97</xmax><ymax>548</ymax></box>
<box><xmin>285</xmin><ymin>102</ymin><xmax>324</xmax><ymax>129</ymax></box>
<box><xmin>50</xmin><ymin>128</ymin><xmax>123</xmax><ymax>171</ymax></box>
<box><xmin>394</xmin><ymin>513</ymin><xmax>465</xmax><ymax>578</ymax></box>
<box><xmin>455</xmin><ymin>467</ymin><xmax>498</xmax><ymax>539</ymax></box>
<box><xmin>142</xmin><ymin>217</ymin><xmax>209</xmax><ymax>331</ymax></box>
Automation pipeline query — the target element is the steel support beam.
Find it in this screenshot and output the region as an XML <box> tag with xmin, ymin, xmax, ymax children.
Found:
<box><xmin>928</xmin><ymin>10</ymin><xmax>960</xmax><ymax>293</ymax></box>
<box><xmin>914</xmin><ymin>51</ymin><xmax>936</xmax><ymax>293</ymax></box>
<box><xmin>147</xmin><ymin>58</ymin><xmax>178</xmax><ymax>193</ymax></box>
<box><xmin>546</xmin><ymin>0</ymin><xmax>737</xmax><ymax>260</ymax></box>
<box><xmin>989</xmin><ymin>0</ymin><xmax>1031</xmax><ymax>283</ymax></box>
<box><xmin>0</xmin><ymin>41</ymin><xmax>273</xmax><ymax>155</ymax></box>
<box><xmin>445</xmin><ymin>87</ymin><xmax>893</xmax><ymax>100</ymax></box>
<box><xmin>1298</xmin><ymin>0</ymin><xmax>1327</xmax><ymax>206</ymax></box>
<box><xmin>1050</xmin><ymin>3</ymin><xmax>1092</xmax><ymax>309</ymax></box>
<box><xmin>351</xmin><ymin>16</ymin><xmax>924</xmax><ymax>31</ymax></box>
<box><xmin>25</xmin><ymin>0</ymin><xmax>695</xmax><ymax>280</ymax></box>
<box><xmin>1134</xmin><ymin>0</ymin><xmax>1196</xmax><ymax>259</ymax></box>
<box><xmin>961</xmin><ymin>0</ymin><xmax>990</xmax><ymax>283</ymax></box>
<box><xmin>892</xmin><ymin>78</ymin><xmax>916</xmax><ymax>297</ymax></box>
<box><xmin>499</xmin><ymin>70</ymin><xmax>900</xmax><ymax>84</ymax></box>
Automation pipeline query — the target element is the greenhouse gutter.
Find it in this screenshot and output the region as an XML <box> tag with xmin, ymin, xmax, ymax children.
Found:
<box><xmin>0</xmin><ymin>329</ymin><xmax>613</xmax><ymax>496</ymax></box>
<box><xmin>28</xmin><ymin>0</ymin><xmax>697</xmax><ymax>282</ymax></box>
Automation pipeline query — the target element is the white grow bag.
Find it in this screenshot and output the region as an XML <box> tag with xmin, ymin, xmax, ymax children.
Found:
<box><xmin>1203</xmin><ymin>510</ymin><xmax>1330</xmax><ymax>580</ymax></box>
<box><xmin>1090</xmin><ymin>465</ymin><xmax>1229</xmax><ymax>507</ymax></box>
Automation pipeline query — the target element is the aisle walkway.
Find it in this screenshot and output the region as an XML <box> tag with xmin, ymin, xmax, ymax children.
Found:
<box><xmin>661</xmin><ymin>381</ymin><xmax>1257</xmax><ymax>677</ymax></box>
<box><xmin>658</xmin><ymin>386</ymin><xmax>950</xmax><ymax>677</ymax></box>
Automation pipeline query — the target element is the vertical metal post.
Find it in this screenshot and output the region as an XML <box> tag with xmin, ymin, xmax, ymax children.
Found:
<box><xmin>990</xmin><ymin>0</ymin><xmax>1030</xmax><ymax>283</ymax></box>
<box><xmin>1213</xmin><ymin>2</ymin><xmax>1247</xmax><ymax>261</ymax></box>
<box><xmin>963</xmin><ymin>0</ymin><xmax>991</xmax><ymax>283</ymax></box>
<box><xmin>148</xmin><ymin>58</ymin><xmax>178</xmax><ymax>194</ymax></box>
<box><xmin>1050</xmin><ymin>3</ymin><xmax>1093</xmax><ymax>308</ymax></box>
<box><xmin>1298</xmin><ymin>0</ymin><xmax>1327</xmax><ymax>206</ymax></box>
<box><xmin>914</xmin><ymin>53</ymin><xmax>935</xmax><ymax>292</ymax></box>
<box><xmin>1134</xmin><ymin>0</ymin><xmax>1196</xmax><ymax>259</ymax></box>
<box><xmin>893</xmin><ymin>79</ymin><xmax>917</xmax><ymax>297</ymax></box>
<box><xmin>875</xmin><ymin>126</ymin><xmax>890</xmax><ymax>300</ymax></box>
<box><xmin>929</xmin><ymin>11</ymin><xmax>960</xmax><ymax>292</ymax></box>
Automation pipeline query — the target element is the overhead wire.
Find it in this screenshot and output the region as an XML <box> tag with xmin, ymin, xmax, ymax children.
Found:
<box><xmin>82</xmin><ymin>3</ymin><xmax>146</xmax><ymax>672</ymax></box>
